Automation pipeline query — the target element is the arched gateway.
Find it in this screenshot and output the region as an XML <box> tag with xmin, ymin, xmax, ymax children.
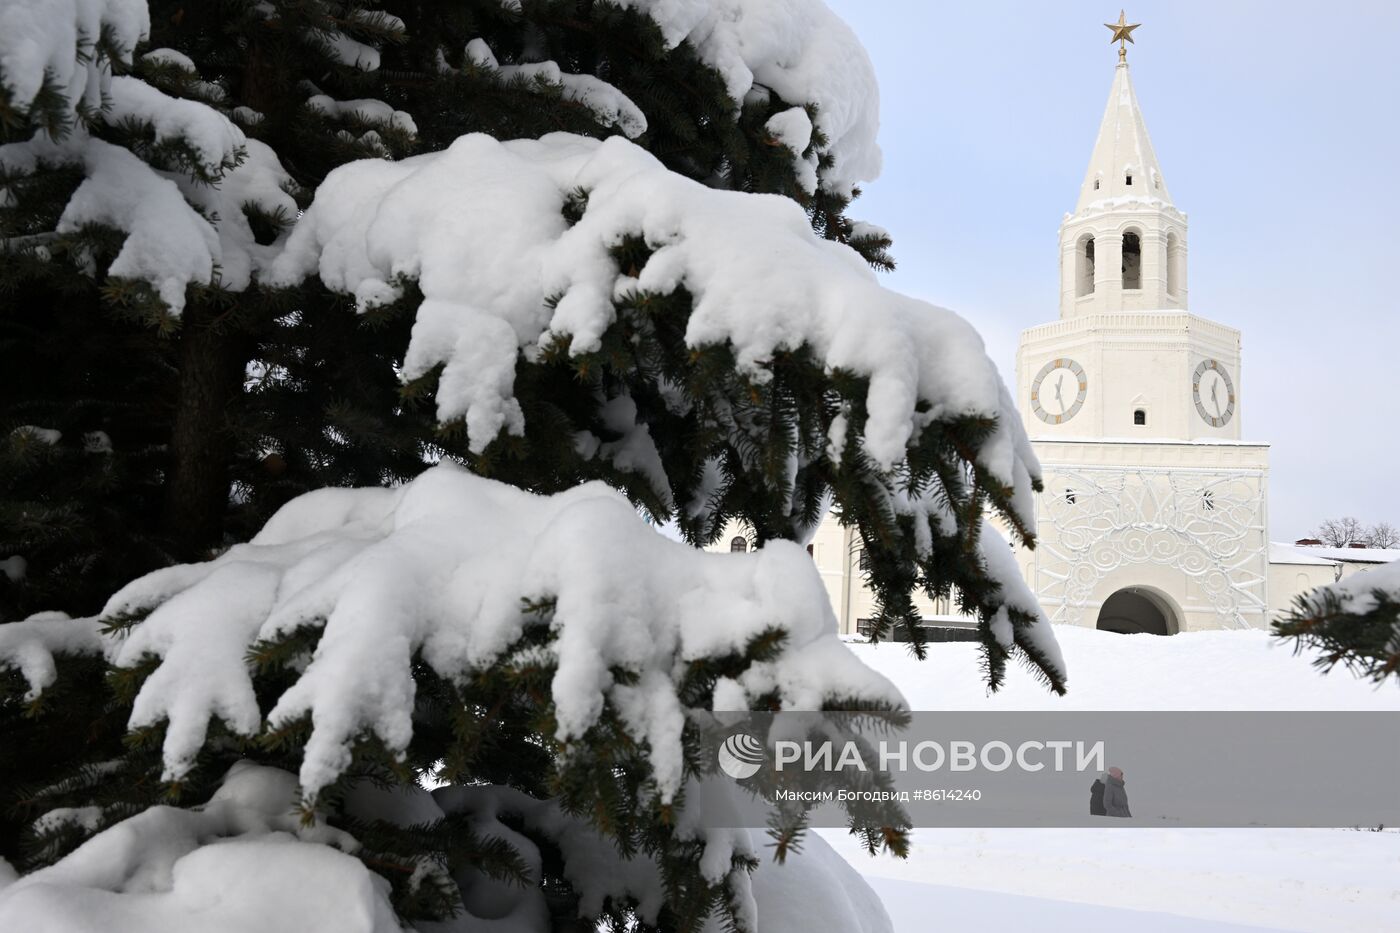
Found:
<box><xmin>1095</xmin><ymin>587</ymin><xmax>1179</xmax><ymax>635</ymax></box>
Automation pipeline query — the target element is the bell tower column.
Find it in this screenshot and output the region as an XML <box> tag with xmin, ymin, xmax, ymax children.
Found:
<box><xmin>1059</xmin><ymin>236</ymin><xmax>1079</xmax><ymax>314</ymax></box>
<box><xmin>1094</xmin><ymin>233</ymin><xmax>1123</xmax><ymax>311</ymax></box>
<box><xmin>1141</xmin><ymin>228</ymin><xmax>1168</xmax><ymax>306</ymax></box>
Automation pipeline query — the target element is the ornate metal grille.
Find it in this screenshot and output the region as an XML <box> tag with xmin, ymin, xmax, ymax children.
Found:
<box><xmin>1033</xmin><ymin>466</ymin><xmax>1267</xmax><ymax>629</ymax></box>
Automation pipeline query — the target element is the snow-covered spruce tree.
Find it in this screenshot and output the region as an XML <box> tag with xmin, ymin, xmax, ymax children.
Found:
<box><xmin>1</xmin><ymin>1</ymin><xmax>1067</xmax><ymax>930</ymax></box>
<box><xmin>0</xmin><ymin>0</ymin><xmax>429</xmax><ymax>862</ymax></box>
<box><xmin>1276</xmin><ymin>561</ymin><xmax>1400</xmax><ymax>685</ymax></box>
<box><xmin>0</xmin><ymin>0</ymin><xmax>430</xmax><ymax>622</ymax></box>
<box><xmin>0</xmin><ymin>0</ymin><xmax>799</xmax><ymax>850</ymax></box>
<box><xmin>2</xmin><ymin>0</ymin><xmax>892</xmax><ymax>621</ymax></box>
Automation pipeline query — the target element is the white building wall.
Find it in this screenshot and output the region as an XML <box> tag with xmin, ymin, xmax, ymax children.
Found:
<box><xmin>1020</xmin><ymin>440</ymin><xmax>1270</xmax><ymax>631</ymax></box>
<box><xmin>1268</xmin><ymin>561</ymin><xmax>1340</xmax><ymax>623</ymax></box>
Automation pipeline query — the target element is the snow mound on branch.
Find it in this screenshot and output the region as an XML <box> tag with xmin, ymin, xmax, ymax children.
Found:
<box><xmin>977</xmin><ymin>521</ymin><xmax>1064</xmax><ymax>673</ymax></box>
<box><xmin>1311</xmin><ymin>558</ymin><xmax>1400</xmax><ymax>618</ymax></box>
<box><xmin>36</xmin><ymin>464</ymin><xmax>899</xmax><ymax>800</ymax></box>
<box><xmin>436</xmin><ymin>783</ymin><xmax>891</xmax><ymax>933</ymax></box>
<box><xmin>0</xmin><ymin>760</ymin><xmax>891</xmax><ymax>933</ymax></box>
<box><xmin>0</xmin><ymin>762</ymin><xmax>395</xmax><ymax>933</ymax></box>
<box><xmin>703</xmin><ymin>831</ymin><xmax>893</xmax><ymax>933</ymax></box>
<box><xmin>306</xmin><ymin>95</ymin><xmax>417</xmax><ymax>136</ymax></box>
<box><xmin>765</xmin><ymin>106</ymin><xmax>818</xmax><ymax>194</ymax></box>
<box><xmin>434</xmin><ymin>783</ymin><xmax>670</xmax><ymax>926</ymax></box>
<box><xmin>140</xmin><ymin>47</ymin><xmax>196</xmax><ymax>72</ymax></box>
<box><xmin>0</xmin><ymin>5</ymin><xmax>297</xmax><ymax>314</ymax></box>
<box><xmin>269</xmin><ymin>132</ymin><xmax>1035</xmax><ymax>502</ymax></box>
<box><xmin>0</xmin><ymin>132</ymin><xmax>294</xmax><ymax>312</ymax></box>
<box><xmin>106</xmin><ymin>75</ymin><xmax>244</xmax><ymax>176</ymax></box>
<box><xmin>0</xmin><ymin>611</ymin><xmax>103</xmax><ymax>698</ymax></box>
<box><xmin>0</xmin><ymin>0</ymin><xmax>149</xmax><ymax>120</ymax></box>
<box><xmin>466</xmin><ymin>38</ymin><xmax>648</xmax><ymax>139</ymax></box>
<box><xmin>1302</xmin><ymin>559</ymin><xmax>1400</xmax><ymax>660</ymax></box>
<box><xmin>615</xmin><ymin>0</ymin><xmax>881</xmax><ymax>195</ymax></box>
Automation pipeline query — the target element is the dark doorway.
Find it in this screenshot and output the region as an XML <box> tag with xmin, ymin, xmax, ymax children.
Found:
<box><xmin>1096</xmin><ymin>588</ymin><xmax>1175</xmax><ymax>635</ymax></box>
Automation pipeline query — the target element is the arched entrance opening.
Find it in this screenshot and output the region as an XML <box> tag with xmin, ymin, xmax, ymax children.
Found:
<box><xmin>1096</xmin><ymin>587</ymin><xmax>1178</xmax><ymax>635</ymax></box>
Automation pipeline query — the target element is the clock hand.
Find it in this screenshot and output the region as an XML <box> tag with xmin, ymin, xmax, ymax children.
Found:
<box><xmin>1210</xmin><ymin>380</ymin><xmax>1220</xmax><ymax>417</ymax></box>
<box><xmin>1054</xmin><ymin>374</ymin><xmax>1065</xmax><ymax>411</ymax></box>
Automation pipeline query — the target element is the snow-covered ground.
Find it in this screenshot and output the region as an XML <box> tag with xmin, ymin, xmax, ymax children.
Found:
<box><xmin>821</xmin><ymin>626</ymin><xmax>1400</xmax><ymax>932</ymax></box>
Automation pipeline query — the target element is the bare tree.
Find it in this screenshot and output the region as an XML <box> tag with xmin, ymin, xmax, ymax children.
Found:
<box><xmin>1367</xmin><ymin>521</ymin><xmax>1400</xmax><ymax>549</ymax></box>
<box><xmin>1314</xmin><ymin>516</ymin><xmax>1367</xmax><ymax>547</ymax></box>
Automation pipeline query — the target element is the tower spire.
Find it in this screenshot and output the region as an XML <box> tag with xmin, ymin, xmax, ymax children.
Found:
<box><xmin>1073</xmin><ymin>48</ymin><xmax>1171</xmax><ymax>213</ymax></box>
<box><xmin>1057</xmin><ymin>32</ymin><xmax>1187</xmax><ymax>318</ymax></box>
<box><xmin>1104</xmin><ymin>10</ymin><xmax>1141</xmax><ymax>63</ymax></box>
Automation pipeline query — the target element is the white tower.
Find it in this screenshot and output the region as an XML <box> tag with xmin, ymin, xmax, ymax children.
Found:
<box><xmin>1015</xmin><ymin>19</ymin><xmax>1270</xmax><ymax>633</ymax></box>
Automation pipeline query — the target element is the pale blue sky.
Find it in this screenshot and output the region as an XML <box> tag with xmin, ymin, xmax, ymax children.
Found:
<box><xmin>825</xmin><ymin>0</ymin><xmax>1400</xmax><ymax>539</ymax></box>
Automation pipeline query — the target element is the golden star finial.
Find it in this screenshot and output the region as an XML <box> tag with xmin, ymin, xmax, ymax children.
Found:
<box><xmin>1104</xmin><ymin>10</ymin><xmax>1141</xmax><ymax>62</ymax></box>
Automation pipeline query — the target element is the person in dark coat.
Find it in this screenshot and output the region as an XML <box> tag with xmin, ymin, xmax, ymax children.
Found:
<box><xmin>1089</xmin><ymin>773</ymin><xmax>1107</xmax><ymax>816</ymax></box>
<box><xmin>1103</xmin><ymin>766</ymin><xmax>1132</xmax><ymax>818</ymax></box>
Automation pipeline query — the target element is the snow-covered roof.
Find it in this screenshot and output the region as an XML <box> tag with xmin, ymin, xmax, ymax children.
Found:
<box><xmin>1269</xmin><ymin>543</ymin><xmax>1340</xmax><ymax>567</ymax></box>
<box><xmin>1285</xmin><ymin>545</ymin><xmax>1400</xmax><ymax>565</ymax></box>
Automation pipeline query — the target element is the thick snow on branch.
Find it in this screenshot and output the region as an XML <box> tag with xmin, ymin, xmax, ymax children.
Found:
<box><xmin>0</xmin><ymin>84</ymin><xmax>294</xmax><ymax>312</ymax></box>
<box><xmin>1299</xmin><ymin>559</ymin><xmax>1400</xmax><ymax>660</ymax></box>
<box><xmin>465</xmin><ymin>39</ymin><xmax>648</xmax><ymax>139</ymax></box>
<box><xmin>0</xmin><ymin>761</ymin><xmax>891</xmax><ymax>933</ymax></box>
<box><xmin>0</xmin><ymin>612</ymin><xmax>103</xmax><ymax>701</ymax></box>
<box><xmin>765</xmin><ymin>105</ymin><xmax>818</xmax><ymax>193</ymax></box>
<box><xmin>0</xmin><ymin>132</ymin><xmax>295</xmax><ymax>312</ymax></box>
<box><xmin>615</xmin><ymin>0</ymin><xmax>881</xmax><ymax>195</ymax></box>
<box><xmin>1309</xmin><ymin>559</ymin><xmax>1400</xmax><ymax>618</ymax></box>
<box><xmin>106</xmin><ymin>75</ymin><xmax>243</xmax><ymax>176</ymax></box>
<box><xmin>0</xmin><ymin>0</ymin><xmax>149</xmax><ymax>121</ymax></box>
<box><xmin>269</xmin><ymin>132</ymin><xmax>1038</xmax><ymax>511</ymax></box>
<box><xmin>0</xmin><ymin>0</ymin><xmax>306</xmax><ymax>312</ymax></box>
<box><xmin>14</xmin><ymin>465</ymin><xmax>899</xmax><ymax>799</ymax></box>
<box><xmin>0</xmin><ymin>762</ymin><xmax>389</xmax><ymax>933</ymax></box>
<box><xmin>434</xmin><ymin>783</ymin><xmax>669</xmax><ymax>925</ymax></box>
<box><xmin>306</xmin><ymin>94</ymin><xmax>417</xmax><ymax>136</ymax></box>
<box><xmin>978</xmin><ymin>521</ymin><xmax>1066</xmax><ymax>675</ymax></box>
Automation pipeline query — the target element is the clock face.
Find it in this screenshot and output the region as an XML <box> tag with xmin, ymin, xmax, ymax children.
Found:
<box><xmin>1193</xmin><ymin>359</ymin><xmax>1236</xmax><ymax>427</ymax></box>
<box><xmin>1030</xmin><ymin>358</ymin><xmax>1087</xmax><ymax>424</ymax></box>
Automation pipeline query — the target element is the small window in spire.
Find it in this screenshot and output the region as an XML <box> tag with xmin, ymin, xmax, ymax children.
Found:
<box><xmin>1125</xmin><ymin>173</ymin><xmax>1134</xmax><ymax>186</ymax></box>
<box><xmin>1093</xmin><ymin>179</ymin><xmax>1100</xmax><ymax>190</ymax></box>
<box><xmin>1133</xmin><ymin>409</ymin><xmax>1146</xmax><ymax>426</ymax></box>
